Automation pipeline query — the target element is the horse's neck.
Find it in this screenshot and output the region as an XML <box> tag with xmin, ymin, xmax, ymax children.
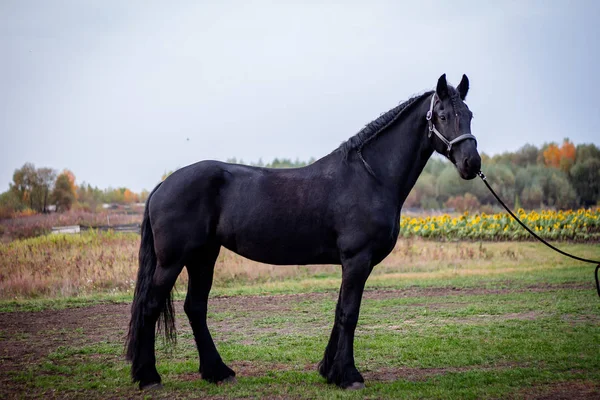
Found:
<box><xmin>361</xmin><ymin>98</ymin><xmax>434</xmax><ymax>205</ymax></box>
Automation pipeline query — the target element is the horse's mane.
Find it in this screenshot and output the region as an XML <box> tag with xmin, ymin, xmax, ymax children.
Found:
<box><xmin>336</xmin><ymin>90</ymin><xmax>434</xmax><ymax>159</ymax></box>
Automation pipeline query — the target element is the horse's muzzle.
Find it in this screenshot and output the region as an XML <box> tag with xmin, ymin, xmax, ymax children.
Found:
<box><xmin>457</xmin><ymin>153</ymin><xmax>481</xmax><ymax>180</ymax></box>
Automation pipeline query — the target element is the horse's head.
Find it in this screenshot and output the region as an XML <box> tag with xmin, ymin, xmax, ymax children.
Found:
<box><xmin>427</xmin><ymin>74</ymin><xmax>481</xmax><ymax>180</ymax></box>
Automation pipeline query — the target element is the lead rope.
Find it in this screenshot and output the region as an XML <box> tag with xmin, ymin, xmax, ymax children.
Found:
<box><xmin>477</xmin><ymin>171</ymin><xmax>600</xmax><ymax>298</ymax></box>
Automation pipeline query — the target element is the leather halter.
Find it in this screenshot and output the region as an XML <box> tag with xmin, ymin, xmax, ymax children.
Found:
<box><xmin>425</xmin><ymin>93</ymin><xmax>477</xmax><ymax>158</ymax></box>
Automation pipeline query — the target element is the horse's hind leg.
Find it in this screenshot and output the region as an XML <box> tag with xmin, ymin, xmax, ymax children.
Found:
<box><xmin>133</xmin><ymin>263</ymin><xmax>183</xmax><ymax>389</ymax></box>
<box><xmin>184</xmin><ymin>245</ymin><xmax>235</xmax><ymax>383</ymax></box>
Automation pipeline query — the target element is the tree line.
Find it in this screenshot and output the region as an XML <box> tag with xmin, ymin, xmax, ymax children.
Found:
<box><xmin>0</xmin><ymin>163</ymin><xmax>150</xmax><ymax>218</ymax></box>
<box><xmin>406</xmin><ymin>139</ymin><xmax>599</xmax><ymax>212</ymax></box>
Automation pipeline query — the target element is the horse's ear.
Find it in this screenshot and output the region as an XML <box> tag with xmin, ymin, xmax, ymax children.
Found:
<box><xmin>436</xmin><ymin>74</ymin><xmax>449</xmax><ymax>100</ymax></box>
<box><xmin>457</xmin><ymin>74</ymin><xmax>469</xmax><ymax>100</ymax></box>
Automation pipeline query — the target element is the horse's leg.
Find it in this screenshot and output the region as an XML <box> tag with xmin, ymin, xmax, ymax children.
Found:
<box><xmin>322</xmin><ymin>254</ymin><xmax>371</xmax><ymax>389</ymax></box>
<box><xmin>318</xmin><ymin>290</ymin><xmax>341</xmax><ymax>377</ymax></box>
<box><xmin>134</xmin><ymin>263</ymin><xmax>183</xmax><ymax>389</ymax></box>
<box><xmin>184</xmin><ymin>245</ymin><xmax>236</xmax><ymax>383</ymax></box>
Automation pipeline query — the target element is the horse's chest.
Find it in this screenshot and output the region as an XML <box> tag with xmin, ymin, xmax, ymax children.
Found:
<box><xmin>337</xmin><ymin>209</ymin><xmax>400</xmax><ymax>263</ymax></box>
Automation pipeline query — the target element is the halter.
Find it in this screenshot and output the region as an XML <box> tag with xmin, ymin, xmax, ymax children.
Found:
<box><xmin>425</xmin><ymin>93</ymin><xmax>477</xmax><ymax>158</ymax></box>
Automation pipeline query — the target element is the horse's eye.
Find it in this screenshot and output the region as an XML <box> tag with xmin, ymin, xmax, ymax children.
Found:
<box><xmin>439</xmin><ymin>114</ymin><xmax>446</xmax><ymax>121</ymax></box>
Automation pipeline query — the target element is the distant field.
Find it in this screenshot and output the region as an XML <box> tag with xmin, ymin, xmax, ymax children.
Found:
<box><xmin>0</xmin><ymin>238</ymin><xmax>599</xmax><ymax>399</ymax></box>
<box><xmin>0</xmin><ymin>210</ymin><xmax>143</xmax><ymax>242</ymax></box>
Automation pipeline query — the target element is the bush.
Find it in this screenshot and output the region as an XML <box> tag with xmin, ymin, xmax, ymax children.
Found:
<box><xmin>0</xmin><ymin>190</ymin><xmax>25</xmax><ymax>219</ymax></box>
<box><xmin>444</xmin><ymin>193</ymin><xmax>481</xmax><ymax>213</ymax></box>
<box><xmin>12</xmin><ymin>208</ymin><xmax>37</xmax><ymax>218</ymax></box>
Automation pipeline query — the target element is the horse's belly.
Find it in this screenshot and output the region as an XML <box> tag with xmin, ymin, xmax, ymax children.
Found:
<box><xmin>219</xmin><ymin>226</ymin><xmax>338</xmax><ymax>265</ymax></box>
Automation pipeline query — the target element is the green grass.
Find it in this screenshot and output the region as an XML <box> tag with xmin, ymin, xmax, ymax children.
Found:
<box><xmin>1</xmin><ymin>242</ymin><xmax>599</xmax><ymax>398</ymax></box>
<box><xmin>5</xmin><ymin>283</ymin><xmax>599</xmax><ymax>399</ymax></box>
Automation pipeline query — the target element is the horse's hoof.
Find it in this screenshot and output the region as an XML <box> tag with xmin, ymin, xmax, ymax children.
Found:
<box><xmin>345</xmin><ymin>382</ymin><xmax>365</xmax><ymax>390</ymax></box>
<box><xmin>217</xmin><ymin>376</ymin><xmax>237</xmax><ymax>385</ymax></box>
<box><xmin>140</xmin><ymin>382</ymin><xmax>163</xmax><ymax>391</ymax></box>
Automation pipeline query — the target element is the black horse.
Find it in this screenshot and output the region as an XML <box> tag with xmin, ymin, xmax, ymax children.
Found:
<box><xmin>126</xmin><ymin>74</ymin><xmax>481</xmax><ymax>390</ymax></box>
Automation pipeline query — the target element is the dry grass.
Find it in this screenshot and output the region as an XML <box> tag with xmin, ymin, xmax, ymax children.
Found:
<box><xmin>0</xmin><ymin>232</ymin><xmax>138</xmax><ymax>298</ymax></box>
<box><xmin>3</xmin><ymin>231</ymin><xmax>591</xmax><ymax>300</ymax></box>
<box><xmin>0</xmin><ymin>210</ymin><xmax>143</xmax><ymax>242</ymax></box>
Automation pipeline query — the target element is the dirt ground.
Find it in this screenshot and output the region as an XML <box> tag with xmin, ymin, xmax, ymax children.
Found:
<box><xmin>0</xmin><ymin>284</ymin><xmax>597</xmax><ymax>399</ymax></box>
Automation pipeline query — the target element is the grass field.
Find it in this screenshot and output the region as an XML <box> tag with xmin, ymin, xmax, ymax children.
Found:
<box><xmin>1</xmin><ymin>235</ymin><xmax>599</xmax><ymax>399</ymax></box>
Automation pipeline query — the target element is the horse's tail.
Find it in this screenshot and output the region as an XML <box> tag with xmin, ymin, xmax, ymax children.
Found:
<box><xmin>126</xmin><ymin>182</ymin><xmax>175</xmax><ymax>368</ymax></box>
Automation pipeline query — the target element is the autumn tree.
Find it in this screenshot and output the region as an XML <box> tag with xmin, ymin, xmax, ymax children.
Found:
<box><xmin>542</xmin><ymin>143</ymin><xmax>561</xmax><ymax>168</ymax></box>
<box><xmin>61</xmin><ymin>169</ymin><xmax>77</xmax><ymax>199</ymax></box>
<box><xmin>9</xmin><ymin>163</ymin><xmax>58</xmax><ymax>212</ymax></box>
<box><xmin>10</xmin><ymin>162</ymin><xmax>38</xmax><ymax>210</ymax></box>
<box><xmin>52</xmin><ymin>171</ymin><xmax>77</xmax><ymax>211</ymax></box>
<box><xmin>123</xmin><ymin>188</ymin><xmax>139</xmax><ymax>204</ymax></box>
<box><xmin>542</xmin><ymin>139</ymin><xmax>576</xmax><ymax>173</ymax></box>
<box><xmin>559</xmin><ymin>139</ymin><xmax>576</xmax><ymax>173</ymax></box>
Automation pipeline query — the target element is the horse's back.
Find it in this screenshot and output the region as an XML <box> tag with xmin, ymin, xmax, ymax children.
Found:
<box><xmin>216</xmin><ymin>161</ymin><xmax>341</xmax><ymax>264</ymax></box>
<box><xmin>149</xmin><ymin>160</ymin><xmax>341</xmax><ymax>265</ymax></box>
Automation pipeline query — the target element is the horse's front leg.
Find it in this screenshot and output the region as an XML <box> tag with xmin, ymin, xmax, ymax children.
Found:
<box><xmin>322</xmin><ymin>253</ymin><xmax>371</xmax><ymax>389</ymax></box>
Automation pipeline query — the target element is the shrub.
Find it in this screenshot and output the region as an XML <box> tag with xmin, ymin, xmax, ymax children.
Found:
<box><xmin>444</xmin><ymin>193</ymin><xmax>481</xmax><ymax>213</ymax></box>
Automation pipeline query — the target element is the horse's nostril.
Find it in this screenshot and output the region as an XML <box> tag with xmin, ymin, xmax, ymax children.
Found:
<box><xmin>464</xmin><ymin>158</ymin><xmax>470</xmax><ymax>170</ymax></box>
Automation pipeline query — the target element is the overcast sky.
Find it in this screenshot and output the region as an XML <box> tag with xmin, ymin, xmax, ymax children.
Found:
<box><xmin>2</xmin><ymin>0</ymin><xmax>599</xmax><ymax>192</ymax></box>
